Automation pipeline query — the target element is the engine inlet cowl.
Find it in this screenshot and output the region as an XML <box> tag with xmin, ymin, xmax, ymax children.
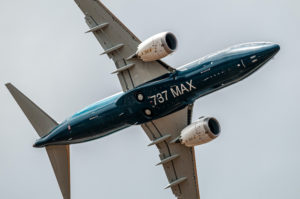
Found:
<box><xmin>136</xmin><ymin>32</ymin><xmax>177</xmax><ymax>62</ymax></box>
<box><xmin>178</xmin><ymin>117</ymin><xmax>221</xmax><ymax>147</ymax></box>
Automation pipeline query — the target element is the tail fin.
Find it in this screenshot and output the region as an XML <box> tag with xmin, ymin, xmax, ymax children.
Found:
<box><xmin>6</xmin><ymin>83</ymin><xmax>71</xmax><ymax>199</ymax></box>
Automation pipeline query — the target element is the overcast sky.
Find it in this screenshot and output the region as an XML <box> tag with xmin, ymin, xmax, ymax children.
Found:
<box><xmin>1</xmin><ymin>0</ymin><xmax>300</xmax><ymax>198</ymax></box>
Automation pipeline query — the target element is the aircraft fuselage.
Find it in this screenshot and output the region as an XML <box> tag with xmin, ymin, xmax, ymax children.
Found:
<box><xmin>33</xmin><ymin>42</ymin><xmax>280</xmax><ymax>147</ymax></box>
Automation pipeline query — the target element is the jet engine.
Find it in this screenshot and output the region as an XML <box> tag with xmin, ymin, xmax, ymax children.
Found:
<box><xmin>177</xmin><ymin>117</ymin><xmax>221</xmax><ymax>147</ymax></box>
<box><xmin>136</xmin><ymin>32</ymin><xmax>177</xmax><ymax>62</ymax></box>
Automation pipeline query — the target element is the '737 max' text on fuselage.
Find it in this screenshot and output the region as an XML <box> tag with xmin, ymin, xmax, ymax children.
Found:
<box><xmin>33</xmin><ymin>42</ymin><xmax>280</xmax><ymax>147</ymax></box>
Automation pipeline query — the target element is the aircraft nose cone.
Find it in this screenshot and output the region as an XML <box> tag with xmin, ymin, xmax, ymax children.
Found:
<box><xmin>267</xmin><ymin>43</ymin><xmax>280</xmax><ymax>55</ymax></box>
<box><xmin>262</xmin><ymin>43</ymin><xmax>280</xmax><ymax>57</ymax></box>
<box><xmin>273</xmin><ymin>43</ymin><xmax>280</xmax><ymax>52</ymax></box>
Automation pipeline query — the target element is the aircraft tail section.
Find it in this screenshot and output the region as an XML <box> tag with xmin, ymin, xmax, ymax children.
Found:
<box><xmin>5</xmin><ymin>83</ymin><xmax>57</xmax><ymax>136</ymax></box>
<box><xmin>5</xmin><ymin>83</ymin><xmax>71</xmax><ymax>199</ymax></box>
<box><xmin>46</xmin><ymin>145</ymin><xmax>71</xmax><ymax>199</ymax></box>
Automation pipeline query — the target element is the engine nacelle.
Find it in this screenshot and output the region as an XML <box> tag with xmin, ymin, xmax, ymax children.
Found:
<box><xmin>178</xmin><ymin>117</ymin><xmax>221</xmax><ymax>147</ymax></box>
<box><xmin>136</xmin><ymin>32</ymin><xmax>177</xmax><ymax>62</ymax></box>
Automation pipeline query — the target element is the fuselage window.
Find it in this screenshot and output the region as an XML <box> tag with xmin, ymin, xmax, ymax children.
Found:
<box><xmin>252</xmin><ymin>59</ymin><xmax>258</xmax><ymax>63</ymax></box>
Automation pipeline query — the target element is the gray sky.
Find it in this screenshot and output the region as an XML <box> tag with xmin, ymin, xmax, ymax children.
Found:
<box><xmin>1</xmin><ymin>0</ymin><xmax>300</xmax><ymax>198</ymax></box>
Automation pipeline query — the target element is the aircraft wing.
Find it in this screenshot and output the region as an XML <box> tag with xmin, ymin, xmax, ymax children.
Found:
<box><xmin>141</xmin><ymin>104</ymin><xmax>200</xmax><ymax>199</ymax></box>
<box><xmin>74</xmin><ymin>0</ymin><xmax>175</xmax><ymax>91</ymax></box>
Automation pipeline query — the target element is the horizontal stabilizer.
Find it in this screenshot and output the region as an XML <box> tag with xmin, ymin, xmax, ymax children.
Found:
<box><xmin>6</xmin><ymin>83</ymin><xmax>71</xmax><ymax>199</ymax></box>
<box><xmin>5</xmin><ymin>83</ymin><xmax>57</xmax><ymax>137</ymax></box>
<box><xmin>46</xmin><ymin>145</ymin><xmax>71</xmax><ymax>199</ymax></box>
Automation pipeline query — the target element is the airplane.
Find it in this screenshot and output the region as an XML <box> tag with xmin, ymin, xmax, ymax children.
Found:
<box><xmin>5</xmin><ymin>0</ymin><xmax>280</xmax><ymax>199</ymax></box>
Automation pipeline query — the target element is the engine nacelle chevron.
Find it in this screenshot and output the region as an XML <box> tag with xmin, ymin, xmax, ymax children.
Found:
<box><xmin>177</xmin><ymin>117</ymin><xmax>221</xmax><ymax>147</ymax></box>
<box><xmin>136</xmin><ymin>32</ymin><xmax>177</xmax><ymax>62</ymax></box>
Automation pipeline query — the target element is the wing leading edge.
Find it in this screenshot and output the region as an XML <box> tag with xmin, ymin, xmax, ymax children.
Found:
<box><xmin>141</xmin><ymin>105</ymin><xmax>200</xmax><ymax>199</ymax></box>
<box><xmin>74</xmin><ymin>0</ymin><xmax>175</xmax><ymax>91</ymax></box>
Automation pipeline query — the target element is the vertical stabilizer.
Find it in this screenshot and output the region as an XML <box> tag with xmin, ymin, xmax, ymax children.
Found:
<box><xmin>6</xmin><ymin>83</ymin><xmax>71</xmax><ymax>199</ymax></box>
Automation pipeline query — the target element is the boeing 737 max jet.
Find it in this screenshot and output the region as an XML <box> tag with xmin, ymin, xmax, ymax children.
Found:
<box><xmin>6</xmin><ymin>0</ymin><xmax>280</xmax><ymax>198</ymax></box>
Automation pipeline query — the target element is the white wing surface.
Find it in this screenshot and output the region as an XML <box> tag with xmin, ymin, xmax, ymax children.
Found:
<box><xmin>74</xmin><ymin>0</ymin><xmax>175</xmax><ymax>91</ymax></box>
<box><xmin>141</xmin><ymin>105</ymin><xmax>200</xmax><ymax>199</ymax></box>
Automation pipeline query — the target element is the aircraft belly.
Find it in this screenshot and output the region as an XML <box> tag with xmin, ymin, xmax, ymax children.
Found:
<box><xmin>67</xmin><ymin>124</ymin><xmax>130</xmax><ymax>144</ymax></box>
<box><xmin>67</xmin><ymin>107</ymin><xmax>130</xmax><ymax>144</ymax></box>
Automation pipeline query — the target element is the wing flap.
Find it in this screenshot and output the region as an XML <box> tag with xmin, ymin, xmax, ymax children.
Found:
<box><xmin>142</xmin><ymin>105</ymin><xmax>200</xmax><ymax>199</ymax></box>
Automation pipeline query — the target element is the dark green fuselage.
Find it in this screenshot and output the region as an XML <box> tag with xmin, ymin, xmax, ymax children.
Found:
<box><xmin>34</xmin><ymin>42</ymin><xmax>280</xmax><ymax>147</ymax></box>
